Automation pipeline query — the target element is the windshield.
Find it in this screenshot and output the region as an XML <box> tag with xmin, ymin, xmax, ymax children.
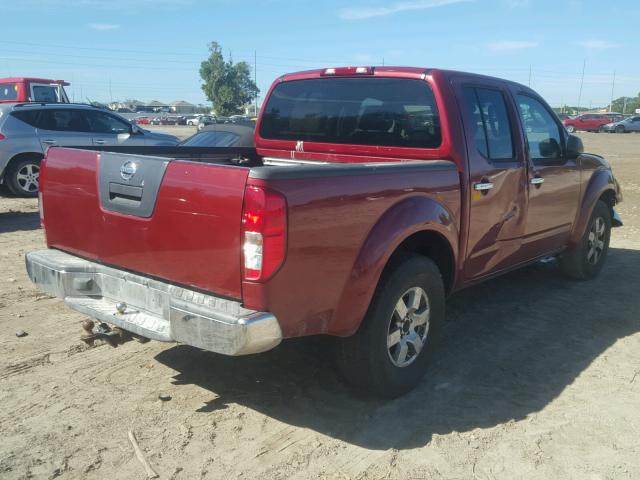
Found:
<box><xmin>260</xmin><ymin>77</ymin><xmax>441</xmax><ymax>148</ymax></box>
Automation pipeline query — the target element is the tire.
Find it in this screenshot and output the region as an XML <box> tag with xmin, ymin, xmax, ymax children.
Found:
<box><xmin>598</xmin><ymin>126</ymin><xmax>606</xmax><ymax>133</ymax></box>
<box><xmin>566</xmin><ymin>125</ymin><xmax>576</xmax><ymax>133</ymax></box>
<box><xmin>615</xmin><ymin>125</ymin><xmax>625</xmax><ymax>134</ymax></box>
<box><xmin>5</xmin><ymin>156</ymin><xmax>41</xmax><ymax>197</ymax></box>
<box><xmin>336</xmin><ymin>255</ymin><xmax>445</xmax><ymax>397</ymax></box>
<box><xmin>559</xmin><ymin>200</ymin><xmax>611</xmax><ymax>280</ymax></box>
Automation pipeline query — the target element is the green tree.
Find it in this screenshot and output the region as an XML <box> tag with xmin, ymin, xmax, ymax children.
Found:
<box><xmin>200</xmin><ymin>42</ymin><xmax>259</xmax><ymax>116</ymax></box>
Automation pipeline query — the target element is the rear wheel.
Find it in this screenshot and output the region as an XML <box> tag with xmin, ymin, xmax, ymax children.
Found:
<box><xmin>566</xmin><ymin>125</ymin><xmax>576</xmax><ymax>133</ymax></box>
<box><xmin>336</xmin><ymin>255</ymin><xmax>445</xmax><ymax>397</ymax></box>
<box><xmin>615</xmin><ymin>125</ymin><xmax>625</xmax><ymax>133</ymax></box>
<box><xmin>559</xmin><ymin>200</ymin><xmax>611</xmax><ymax>280</ymax></box>
<box><xmin>5</xmin><ymin>156</ymin><xmax>41</xmax><ymax>197</ymax></box>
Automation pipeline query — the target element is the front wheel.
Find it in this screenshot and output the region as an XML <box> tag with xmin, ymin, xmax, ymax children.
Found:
<box><xmin>336</xmin><ymin>255</ymin><xmax>445</xmax><ymax>397</ymax></box>
<box><xmin>6</xmin><ymin>157</ymin><xmax>41</xmax><ymax>197</ymax></box>
<box><xmin>559</xmin><ymin>200</ymin><xmax>611</xmax><ymax>280</ymax></box>
<box><xmin>615</xmin><ymin>125</ymin><xmax>625</xmax><ymax>133</ymax></box>
<box><xmin>566</xmin><ymin>125</ymin><xmax>576</xmax><ymax>133</ymax></box>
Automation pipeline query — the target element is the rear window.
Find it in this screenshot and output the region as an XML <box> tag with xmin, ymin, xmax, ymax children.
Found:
<box><xmin>0</xmin><ymin>83</ymin><xmax>18</xmax><ymax>101</ymax></box>
<box><xmin>32</xmin><ymin>85</ymin><xmax>59</xmax><ymax>102</ymax></box>
<box><xmin>11</xmin><ymin>109</ymin><xmax>41</xmax><ymax>127</ymax></box>
<box><xmin>260</xmin><ymin>77</ymin><xmax>441</xmax><ymax>148</ymax></box>
<box><xmin>181</xmin><ymin>131</ymin><xmax>241</xmax><ymax>147</ymax></box>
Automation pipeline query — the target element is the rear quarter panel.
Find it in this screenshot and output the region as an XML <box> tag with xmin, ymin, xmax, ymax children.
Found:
<box><xmin>242</xmin><ymin>163</ymin><xmax>461</xmax><ymax>337</ymax></box>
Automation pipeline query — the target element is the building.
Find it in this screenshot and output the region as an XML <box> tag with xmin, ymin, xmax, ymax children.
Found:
<box><xmin>169</xmin><ymin>100</ymin><xmax>197</xmax><ymax>114</ymax></box>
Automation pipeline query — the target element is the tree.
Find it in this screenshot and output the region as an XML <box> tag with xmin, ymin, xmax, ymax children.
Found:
<box><xmin>200</xmin><ymin>42</ymin><xmax>259</xmax><ymax>116</ymax></box>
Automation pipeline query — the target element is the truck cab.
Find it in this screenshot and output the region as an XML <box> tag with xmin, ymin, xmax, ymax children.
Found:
<box><xmin>0</xmin><ymin>77</ymin><xmax>70</xmax><ymax>104</ymax></box>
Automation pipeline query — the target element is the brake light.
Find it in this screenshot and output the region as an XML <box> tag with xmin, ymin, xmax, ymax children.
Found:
<box><xmin>322</xmin><ymin>66</ymin><xmax>374</xmax><ymax>76</ymax></box>
<box><xmin>241</xmin><ymin>185</ymin><xmax>287</xmax><ymax>281</ymax></box>
<box><xmin>0</xmin><ymin>133</ymin><xmax>5</xmax><ymax>141</ymax></box>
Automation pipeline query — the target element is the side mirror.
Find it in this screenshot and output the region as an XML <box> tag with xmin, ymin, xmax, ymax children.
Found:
<box><xmin>131</xmin><ymin>124</ymin><xmax>142</xmax><ymax>135</ymax></box>
<box><xmin>565</xmin><ymin>134</ymin><xmax>583</xmax><ymax>159</ymax></box>
<box><xmin>539</xmin><ymin>137</ymin><xmax>561</xmax><ymax>158</ymax></box>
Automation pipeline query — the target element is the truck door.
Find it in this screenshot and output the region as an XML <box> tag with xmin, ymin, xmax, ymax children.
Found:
<box><xmin>452</xmin><ymin>79</ymin><xmax>529</xmax><ymax>280</ymax></box>
<box><xmin>512</xmin><ymin>92</ymin><xmax>581</xmax><ymax>256</ymax></box>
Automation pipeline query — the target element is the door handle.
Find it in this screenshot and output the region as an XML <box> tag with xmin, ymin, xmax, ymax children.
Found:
<box><xmin>94</xmin><ymin>139</ymin><xmax>106</xmax><ymax>145</ymax></box>
<box><xmin>474</xmin><ymin>182</ymin><xmax>494</xmax><ymax>192</ymax></box>
<box><xmin>530</xmin><ymin>176</ymin><xmax>545</xmax><ymax>186</ymax></box>
<box><xmin>42</xmin><ymin>139</ymin><xmax>57</xmax><ymax>145</ymax></box>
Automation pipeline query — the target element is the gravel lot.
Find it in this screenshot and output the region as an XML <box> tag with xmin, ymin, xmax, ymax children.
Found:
<box><xmin>1</xmin><ymin>131</ymin><xmax>639</xmax><ymax>480</ymax></box>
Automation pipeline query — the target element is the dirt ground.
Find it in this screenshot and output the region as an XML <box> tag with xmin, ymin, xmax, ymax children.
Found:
<box><xmin>1</xmin><ymin>131</ymin><xmax>639</xmax><ymax>480</ymax></box>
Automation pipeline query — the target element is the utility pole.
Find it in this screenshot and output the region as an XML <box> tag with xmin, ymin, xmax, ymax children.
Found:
<box><xmin>623</xmin><ymin>97</ymin><xmax>627</xmax><ymax>115</ymax></box>
<box><xmin>577</xmin><ymin>58</ymin><xmax>586</xmax><ymax>111</ymax></box>
<box><xmin>528</xmin><ymin>65</ymin><xmax>532</xmax><ymax>87</ymax></box>
<box><xmin>254</xmin><ymin>50</ymin><xmax>258</xmax><ymax>116</ymax></box>
<box><xmin>382</xmin><ymin>57</ymin><xmax>385</xmax><ymax>66</ymax></box>
<box><xmin>109</xmin><ymin>78</ymin><xmax>113</xmax><ymax>104</ymax></box>
<box><xmin>609</xmin><ymin>70</ymin><xmax>616</xmax><ymax>112</ymax></box>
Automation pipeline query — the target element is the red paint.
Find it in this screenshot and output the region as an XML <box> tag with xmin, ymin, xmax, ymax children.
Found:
<box><xmin>42</xmin><ymin>150</ymin><xmax>249</xmax><ymax>299</ymax></box>
<box><xmin>0</xmin><ymin>77</ymin><xmax>69</xmax><ymax>103</ymax></box>
<box><xmin>40</xmin><ymin>67</ymin><xmax>623</xmax><ymax>340</ymax></box>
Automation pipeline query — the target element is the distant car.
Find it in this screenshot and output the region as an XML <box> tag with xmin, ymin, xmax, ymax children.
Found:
<box><xmin>556</xmin><ymin>113</ymin><xmax>571</xmax><ymax>121</ymax></box>
<box><xmin>601</xmin><ymin>115</ymin><xmax>640</xmax><ymax>133</ymax></box>
<box><xmin>0</xmin><ymin>103</ymin><xmax>179</xmax><ymax>196</ymax></box>
<box><xmin>179</xmin><ymin>124</ymin><xmax>254</xmax><ymax>147</ymax></box>
<box><xmin>197</xmin><ymin>115</ymin><xmax>216</xmax><ymax>130</ymax></box>
<box><xmin>133</xmin><ymin>116</ymin><xmax>151</xmax><ymax>125</ymax></box>
<box><xmin>184</xmin><ymin>115</ymin><xmax>201</xmax><ymax>126</ymax></box>
<box><xmin>563</xmin><ymin>113</ymin><xmax>623</xmax><ymax>133</ymax></box>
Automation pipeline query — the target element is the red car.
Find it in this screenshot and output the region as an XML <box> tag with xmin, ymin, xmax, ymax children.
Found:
<box><xmin>563</xmin><ymin>113</ymin><xmax>623</xmax><ymax>133</ymax></box>
<box><xmin>27</xmin><ymin>67</ymin><xmax>623</xmax><ymax>396</ymax></box>
<box><xmin>133</xmin><ymin>116</ymin><xmax>151</xmax><ymax>125</ymax></box>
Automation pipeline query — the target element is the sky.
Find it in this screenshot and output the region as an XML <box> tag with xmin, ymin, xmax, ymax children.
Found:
<box><xmin>2</xmin><ymin>0</ymin><xmax>639</xmax><ymax>109</ymax></box>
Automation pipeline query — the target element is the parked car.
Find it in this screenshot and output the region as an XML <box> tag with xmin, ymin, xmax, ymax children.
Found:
<box><xmin>563</xmin><ymin>113</ymin><xmax>622</xmax><ymax>132</ymax></box>
<box><xmin>601</xmin><ymin>116</ymin><xmax>640</xmax><ymax>133</ymax></box>
<box><xmin>26</xmin><ymin>67</ymin><xmax>622</xmax><ymax>397</ymax></box>
<box><xmin>0</xmin><ymin>103</ymin><xmax>179</xmax><ymax>196</ymax></box>
<box><xmin>197</xmin><ymin>115</ymin><xmax>216</xmax><ymax>130</ymax></box>
<box><xmin>133</xmin><ymin>116</ymin><xmax>151</xmax><ymax>125</ymax></box>
<box><xmin>179</xmin><ymin>124</ymin><xmax>254</xmax><ymax>147</ymax></box>
<box><xmin>184</xmin><ymin>115</ymin><xmax>201</xmax><ymax>126</ymax></box>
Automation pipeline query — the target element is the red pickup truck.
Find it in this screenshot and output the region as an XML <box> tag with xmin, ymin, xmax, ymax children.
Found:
<box><xmin>26</xmin><ymin>67</ymin><xmax>622</xmax><ymax>397</ymax></box>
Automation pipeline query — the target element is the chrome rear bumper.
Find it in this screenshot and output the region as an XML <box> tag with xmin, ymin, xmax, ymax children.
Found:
<box><xmin>25</xmin><ymin>249</ymin><xmax>282</xmax><ymax>355</ymax></box>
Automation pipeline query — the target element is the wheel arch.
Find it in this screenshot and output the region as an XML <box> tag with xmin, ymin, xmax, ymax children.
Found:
<box><xmin>328</xmin><ymin>195</ymin><xmax>458</xmax><ymax>337</ymax></box>
<box><xmin>569</xmin><ymin>167</ymin><xmax>618</xmax><ymax>247</ymax></box>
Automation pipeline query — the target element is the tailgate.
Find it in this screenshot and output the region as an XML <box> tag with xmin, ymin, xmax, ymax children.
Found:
<box><xmin>41</xmin><ymin>148</ymin><xmax>249</xmax><ymax>299</ymax></box>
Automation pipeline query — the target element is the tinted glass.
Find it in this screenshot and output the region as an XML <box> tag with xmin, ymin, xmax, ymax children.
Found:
<box><xmin>85</xmin><ymin>111</ymin><xmax>131</xmax><ymax>134</ymax></box>
<box><xmin>181</xmin><ymin>131</ymin><xmax>240</xmax><ymax>147</ymax></box>
<box><xmin>11</xmin><ymin>110</ymin><xmax>41</xmax><ymax>127</ymax></box>
<box><xmin>461</xmin><ymin>87</ymin><xmax>488</xmax><ymax>157</ymax></box>
<box><xmin>32</xmin><ymin>85</ymin><xmax>58</xmax><ymax>102</ymax></box>
<box><xmin>38</xmin><ymin>109</ymin><xmax>91</xmax><ymax>132</ymax></box>
<box><xmin>260</xmin><ymin>77</ymin><xmax>441</xmax><ymax>148</ymax></box>
<box><xmin>516</xmin><ymin>95</ymin><xmax>562</xmax><ymax>163</ymax></box>
<box><xmin>462</xmin><ymin>87</ymin><xmax>514</xmax><ymax>161</ymax></box>
<box><xmin>0</xmin><ymin>83</ymin><xmax>18</xmax><ymax>101</ymax></box>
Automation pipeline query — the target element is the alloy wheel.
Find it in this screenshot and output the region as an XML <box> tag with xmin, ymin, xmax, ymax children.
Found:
<box><xmin>586</xmin><ymin>216</ymin><xmax>606</xmax><ymax>265</ymax></box>
<box><xmin>15</xmin><ymin>163</ymin><xmax>40</xmax><ymax>194</ymax></box>
<box><xmin>387</xmin><ymin>287</ymin><xmax>430</xmax><ymax>367</ymax></box>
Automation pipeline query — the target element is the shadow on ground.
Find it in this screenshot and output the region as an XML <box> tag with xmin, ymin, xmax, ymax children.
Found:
<box><xmin>0</xmin><ymin>211</ymin><xmax>40</xmax><ymax>233</ymax></box>
<box><xmin>156</xmin><ymin>247</ymin><xmax>640</xmax><ymax>450</ymax></box>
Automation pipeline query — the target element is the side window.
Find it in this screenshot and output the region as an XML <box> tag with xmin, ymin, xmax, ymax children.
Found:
<box><xmin>516</xmin><ymin>95</ymin><xmax>563</xmax><ymax>164</ymax></box>
<box><xmin>38</xmin><ymin>109</ymin><xmax>91</xmax><ymax>132</ymax></box>
<box><xmin>11</xmin><ymin>109</ymin><xmax>41</xmax><ymax>127</ymax></box>
<box><xmin>86</xmin><ymin>111</ymin><xmax>131</xmax><ymax>134</ymax></box>
<box><xmin>461</xmin><ymin>86</ymin><xmax>514</xmax><ymax>162</ymax></box>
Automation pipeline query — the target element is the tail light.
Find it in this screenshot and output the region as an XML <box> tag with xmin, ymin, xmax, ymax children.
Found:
<box><xmin>322</xmin><ymin>66</ymin><xmax>374</xmax><ymax>76</ymax></box>
<box><xmin>0</xmin><ymin>133</ymin><xmax>6</xmax><ymax>141</ymax></box>
<box><xmin>241</xmin><ymin>185</ymin><xmax>287</xmax><ymax>281</ymax></box>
